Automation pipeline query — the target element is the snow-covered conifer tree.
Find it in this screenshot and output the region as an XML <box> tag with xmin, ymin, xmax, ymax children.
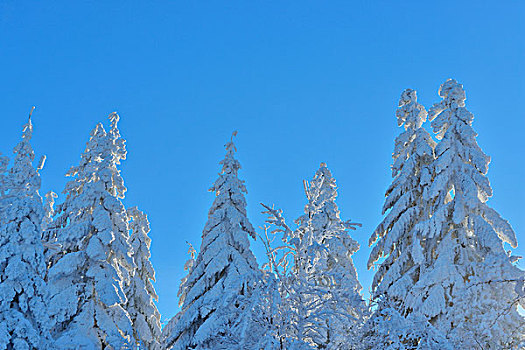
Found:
<box><xmin>368</xmin><ymin>89</ymin><xmax>435</xmax><ymax>307</ymax></box>
<box><xmin>0</xmin><ymin>116</ymin><xmax>51</xmax><ymax>349</ymax></box>
<box><xmin>164</xmin><ymin>132</ymin><xmax>262</xmax><ymax>350</ymax></box>
<box><xmin>364</xmin><ymin>89</ymin><xmax>458</xmax><ymax>349</ymax></box>
<box><xmin>299</xmin><ymin>164</ymin><xmax>366</xmax><ymax>349</ymax></box>
<box><xmin>47</xmin><ymin>113</ymin><xmax>134</xmax><ymax>348</ymax></box>
<box><xmin>125</xmin><ymin>206</ymin><xmax>162</xmax><ymax>350</ymax></box>
<box><xmin>405</xmin><ymin>79</ymin><xmax>525</xmax><ymax>348</ymax></box>
<box><xmin>263</xmin><ymin>163</ymin><xmax>366</xmax><ymax>349</ymax></box>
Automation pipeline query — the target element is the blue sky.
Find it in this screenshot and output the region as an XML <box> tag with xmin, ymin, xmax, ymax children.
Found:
<box><xmin>1</xmin><ymin>1</ymin><xmax>523</xmax><ymax>322</ymax></box>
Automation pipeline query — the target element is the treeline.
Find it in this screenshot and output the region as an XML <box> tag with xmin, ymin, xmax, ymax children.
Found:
<box><xmin>0</xmin><ymin>79</ymin><xmax>523</xmax><ymax>350</ymax></box>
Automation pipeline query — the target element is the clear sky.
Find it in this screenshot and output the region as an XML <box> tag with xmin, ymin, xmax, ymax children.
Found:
<box><xmin>1</xmin><ymin>1</ymin><xmax>523</xmax><ymax>323</ymax></box>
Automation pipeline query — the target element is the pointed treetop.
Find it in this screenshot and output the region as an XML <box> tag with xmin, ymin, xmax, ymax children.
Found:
<box><xmin>109</xmin><ymin>111</ymin><xmax>121</xmax><ymax>140</ymax></box>
<box><xmin>429</xmin><ymin>79</ymin><xmax>467</xmax><ymax>123</ymax></box>
<box><xmin>398</xmin><ymin>88</ymin><xmax>417</xmax><ymax>106</ymax></box>
<box><xmin>301</xmin><ymin>163</ymin><xmax>344</xmax><ymax>228</ymax></box>
<box><xmin>396</xmin><ymin>89</ymin><xmax>427</xmax><ymax>130</ymax></box>
<box><xmin>302</xmin><ymin>162</ymin><xmax>336</xmax><ymax>204</ymax></box>
<box><xmin>309</xmin><ymin>163</ymin><xmax>361</xmax><ymax>231</ymax></box>
<box><xmin>65</xmin><ymin>122</ymin><xmax>106</xmax><ymax>179</ymax></box>
<box><xmin>438</xmin><ymin>78</ymin><xmax>466</xmax><ymax>105</ymax></box>
<box><xmin>19</xmin><ymin>106</ymin><xmax>36</xmax><ymax>146</ymax></box>
<box><xmin>9</xmin><ymin>108</ymin><xmax>43</xmax><ymax>195</ymax></box>
<box><xmin>314</xmin><ymin>162</ymin><xmax>335</xmax><ymax>191</ymax></box>
<box><xmin>25</xmin><ymin>106</ymin><xmax>35</xmax><ymax>136</ymax></box>
<box><xmin>109</xmin><ymin>111</ymin><xmax>120</xmax><ymax>124</ymax></box>
<box><xmin>90</xmin><ymin>122</ymin><xmax>107</xmax><ymax>138</ymax></box>
<box><xmin>23</xmin><ymin>107</ymin><xmax>35</xmax><ymax>143</ymax></box>
<box><xmin>216</xmin><ymin>130</ymin><xmax>241</xmax><ymax>180</ymax></box>
<box><xmin>108</xmin><ymin>112</ymin><xmax>126</xmax><ymax>161</ymax></box>
<box><xmin>225</xmin><ymin>130</ymin><xmax>238</xmax><ymax>153</ymax></box>
<box><xmin>186</xmin><ymin>241</ymin><xmax>197</xmax><ymax>259</ymax></box>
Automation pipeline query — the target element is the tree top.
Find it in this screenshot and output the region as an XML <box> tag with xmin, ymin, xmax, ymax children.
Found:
<box><xmin>438</xmin><ymin>78</ymin><xmax>466</xmax><ymax>105</ymax></box>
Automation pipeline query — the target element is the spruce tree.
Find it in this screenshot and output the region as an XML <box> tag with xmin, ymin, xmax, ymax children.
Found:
<box><xmin>364</xmin><ymin>89</ymin><xmax>457</xmax><ymax>349</ymax></box>
<box><xmin>368</xmin><ymin>89</ymin><xmax>435</xmax><ymax>305</ymax></box>
<box><xmin>0</xmin><ymin>116</ymin><xmax>51</xmax><ymax>349</ymax></box>
<box><xmin>263</xmin><ymin>163</ymin><xmax>366</xmax><ymax>349</ymax></box>
<box><xmin>126</xmin><ymin>206</ymin><xmax>162</xmax><ymax>350</ymax></box>
<box><xmin>367</xmin><ymin>92</ymin><xmax>432</xmax><ymax>300</ymax></box>
<box><xmin>165</xmin><ymin>133</ymin><xmax>262</xmax><ymax>350</ymax></box>
<box><xmin>407</xmin><ymin>79</ymin><xmax>524</xmax><ymax>348</ymax></box>
<box><xmin>47</xmin><ymin>113</ymin><xmax>134</xmax><ymax>348</ymax></box>
<box><xmin>298</xmin><ymin>164</ymin><xmax>366</xmax><ymax>349</ymax></box>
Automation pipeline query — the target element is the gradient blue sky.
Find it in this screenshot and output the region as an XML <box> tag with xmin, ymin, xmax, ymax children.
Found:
<box><xmin>1</xmin><ymin>1</ymin><xmax>523</xmax><ymax>323</ymax></box>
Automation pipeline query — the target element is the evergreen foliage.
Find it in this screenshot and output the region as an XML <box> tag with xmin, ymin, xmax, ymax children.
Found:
<box><xmin>47</xmin><ymin>113</ymin><xmax>135</xmax><ymax>349</ymax></box>
<box><xmin>263</xmin><ymin>163</ymin><xmax>367</xmax><ymax>349</ymax></box>
<box><xmin>365</xmin><ymin>89</ymin><xmax>448</xmax><ymax>347</ymax></box>
<box><xmin>0</xmin><ymin>80</ymin><xmax>522</xmax><ymax>349</ymax></box>
<box><xmin>126</xmin><ymin>206</ymin><xmax>162</xmax><ymax>349</ymax></box>
<box><xmin>164</xmin><ymin>133</ymin><xmax>262</xmax><ymax>350</ymax></box>
<box><xmin>0</xmin><ymin>116</ymin><xmax>51</xmax><ymax>349</ymax></box>
<box><xmin>408</xmin><ymin>79</ymin><xmax>524</xmax><ymax>348</ymax></box>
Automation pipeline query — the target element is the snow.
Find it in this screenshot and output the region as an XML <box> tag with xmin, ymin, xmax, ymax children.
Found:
<box><xmin>126</xmin><ymin>206</ymin><xmax>162</xmax><ymax>349</ymax></box>
<box><xmin>0</xmin><ymin>117</ymin><xmax>51</xmax><ymax>349</ymax></box>
<box><xmin>163</xmin><ymin>133</ymin><xmax>263</xmax><ymax>350</ymax></box>
<box><xmin>367</xmin><ymin>89</ymin><xmax>436</xmax><ymax>327</ymax></box>
<box><xmin>262</xmin><ymin>163</ymin><xmax>367</xmax><ymax>349</ymax></box>
<box><xmin>0</xmin><ymin>81</ymin><xmax>523</xmax><ymax>349</ymax></box>
<box><xmin>407</xmin><ymin>79</ymin><xmax>523</xmax><ymax>348</ymax></box>
<box><xmin>47</xmin><ymin>113</ymin><xmax>135</xmax><ymax>348</ymax></box>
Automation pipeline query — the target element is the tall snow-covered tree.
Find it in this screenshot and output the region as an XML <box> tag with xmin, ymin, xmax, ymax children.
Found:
<box><xmin>366</xmin><ymin>88</ymin><xmax>443</xmax><ymax>347</ymax></box>
<box><xmin>47</xmin><ymin>113</ymin><xmax>134</xmax><ymax>349</ymax></box>
<box><xmin>165</xmin><ymin>132</ymin><xmax>262</xmax><ymax>350</ymax></box>
<box><xmin>364</xmin><ymin>89</ymin><xmax>458</xmax><ymax>349</ymax></box>
<box><xmin>299</xmin><ymin>164</ymin><xmax>366</xmax><ymax>349</ymax></box>
<box><xmin>263</xmin><ymin>163</ymin><xmax>366</xmax><ymax>349</ymax></box>
<box><xmin>125</xmin><ymin>206</ymin><xmax>162</xmax><ymax>350</ymax></box>
<box><xmin>0</xmin><ymin>116</ymin><xmax>51</xmax><ymax>349</ymax></box>
<box><xmin>405</xmin><ymin>79</ymin><xmax>525</xmax><ymax>348</ymax></box>
<box><xmin>368</xmin><ymin>89</ymin><xmax>435</xmax><ymax>308</ymax></box>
